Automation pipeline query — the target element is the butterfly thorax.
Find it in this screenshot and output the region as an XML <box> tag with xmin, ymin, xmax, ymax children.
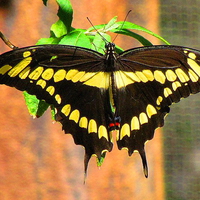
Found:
<box><xmin>104</xmin><ymin>42</ymin><xmax>118</xmax><ymax>72</ymax></box>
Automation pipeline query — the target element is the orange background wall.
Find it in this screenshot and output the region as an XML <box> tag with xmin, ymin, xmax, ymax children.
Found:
<box><xmin>0</xmin><ymin>0</ymin><xmax>164</xmax><ymax>199</ymax></box>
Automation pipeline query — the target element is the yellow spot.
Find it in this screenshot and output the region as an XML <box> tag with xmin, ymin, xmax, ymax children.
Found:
<box><xmin>131</xmin><ymin>116</ymin><xmax>140</xmax><ymax>130</ymax></box>
<box><xmin>19</xmin><ymin>67</ymin><xmax>31</xmax><ymax>79</ymax></box>
<box><xmin>114</xmin><ymin>71</ymin><xmax>140</xmax><ymax>88</ymax></box>
<box><xmin>66</xmin><ymin>69</ymin><xmax>79</xmax><ymax>80</ymax></box>
<box><xmin>187</xmin><ymin>58</ymin><xmax>200</xmax><ymax>76</ymax></box>
<box><xmin>36</xmin><ymin>79</ymin><xmax>46</xmax><ymax>89</ymax></box>
<box><xmin>142</xmin><ymin>70</ymin><xmax>154</xmax><ymax>81</ymax></box>
<box><xmin>72</xmin><ymin>71</ymin><xmax>86</xmax><ymax>82</ymax></box>
<box><xmin>135</xmin><ymin>71</ymin><xmax>148</xmax><ymax>82</ymax></box>
<box><xmin>188</xmin><ymin>52</ymin><xmax>196</xmax><ymax>59</ymax></box>
<box><xmin>79</xmin><ymin>117</ymin><xmax>88</xmax><ymax>129</ymax></box>
<box><xmin>88</xmin><ymin>119</ymin><xmax>97</xmax><ymax>133</ymax></box>
<box><xmin>139</xmin><ymin>112</ymin><xmax>148</xmax><ymax>125</ymax></box>
<box><xmin>98</xmin><ymin>125</ymin><xmax>108</xmax><ymax>140</ymax></box>
<box><xmin>61</xmin><ymin>104</ymin><xmax>71</xmax><ymax>116</ymax></box>
<box><xmin>54</xmin><ymin>69</ymin><xmax>66</xmax><ymax>82</ymax></box>
<box><xmin>8</xmin><ymin>57</ymin><xmax>32</xmax><ymax>77</ymax></box>
<box><xmin>172</xmin><ymin>81</ymin><xmax>181</xmax><ymax>91</ymax></box>
<box><xmin>84</xmin><ymin>72</ymin><xmax>110</xmax><ymax>89</ymax></box>
<box><xmin>79</xmin><ymin>72</ymin><xmax>96</xmax><ymax>82</ymax></box>
<box><xmin>165</xmin><ymin>70</ymin><xmax>177</xmax><ymax>82</ymax></box>
<box><xmin>188</xmin><ymin>69</ymin><xmax>199</xmax><ymax>82</ymax></box>
<box><xmin>164</xmin><ymin>87</ymin><xmax>173</xmax><ymax>97</ymax></box>
<box><xmin>146</xmin><ymin>104</ymin><xmax>157</xmax><ymax>118</ymax></box>
<box><xmin>29</xmin><ymin>67</ymin><xmax>44</xmax><ymax>80</ymax></box>
<box><xmin>120</xmin><ymin>123</ymin><xmax>130</xmax><ymax>139</ymax></box>
<box><xmin>55</xmin><ymin>94</ymin><xmax>61</xmax><ymax>104</ymax></box>
<box><xmin>156</xmin><ymin>96</ymin><xmax>163</xmax><ymax>105</ymax></box>
<box><xmin>175</xmin><ymin>68</ymin><xmax>189</xmax><ymax>83</ymax></box>
<box><xmin>42</xmin><ymin>68</ymin><xmax>54</xmax><ymax>80</ymax></box>
<box><xmin>46</xmin><ymin>86</ymin><xmax>55</xmax><ymax>95</ymax></box>
<box><xmin>23</xmin><ymin>51</ymin><xmax>31</xmax><ymax>58</ymax></box>
<box><xmin>69</xmin><ymin>109</ymin><xmax>80</xmax><ymax>123</ymax></box>
<box><xmin>154</xmin><ymin>70</ymin><xmax>166</xmax><ymax>84</ymax></box>
<box><xmin>0</xmin><ymin>64</ymin><xmax>12</xmax><ymax>75</ymax></box>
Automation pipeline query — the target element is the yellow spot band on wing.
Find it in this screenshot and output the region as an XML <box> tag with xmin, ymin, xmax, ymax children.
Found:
<box><xmin>98</xmin><ymin>125</ymin><xmax>108</xmax><ymax>140</ymax></box>
<box><xmin>135</xmin><ymin>71</ymin><xmax>148</xmax><ymax>82</ymax></box>
<box><xmin>156</xmin><ymin>96</ymin><xmax>163</xmax><ymax>105</ymax></box>
<box><xmin>19</xmin><ymin>67</ymin><xmax>31</xmax><ymax>79</ymax></box>
<box><xmin>114</xmin><ymin>71</ymin><xmax>140</xmax><ymax>88</ymax></box>
<box><xmin>46</xmin><ymin>86</ymin><xmax>55</xmax><ymax>95</ymax></box>
<box><xmin>79</xmin><ymin>117</ymin><xmax>88</xmax><ymax>129</ymax></box>
<box><xmin>146</xmin><ymin>104</ymin><xmax>157</xmax><ymax>118</ymax></box>
<box><xmin>61</xmin><ymin>104</ymin><xmax>71</xmax><ymax>116</ymax></box>
<box><xmin>0</xmin><ymin>64</ymin><xmax>12</xmax><ymax>75</ymax></box>
<box><xmin>154</xmin><ymin>70</ymin><xmax>166</xmax><ymax>84</ymax></box>
<box><xmin>188</xmin><ymin>69</ymin><xmax>199</xmax><ymax>82</ymax></box>
<box><xmin>54</xmin><ymin>69</ymin><xmax>66</xmax><ymax>82</ymax></box>
<box><xmin>84</xmin><ymin>72</ymin><xmax>110</xmax><ymax>89</ymax></box>
<box><xmin>139</xmin><ymin>112</ymin><xmax>148</xmax><ymax>125</ymax></box>
<box><xmin>29</xmin><ymin>67</ymin><xmax>44</xmax><ymax>80</ymax></box>
<box><xmin>165</xmin><ymin>70</ymin><xmax>177</xmax><ymax>82</ymax></box>
<box><xmin>36</xmin><ymin>79</ymin><xmax>46</xmax><ymax>89</ymax></box>
<box><xmin>164</xmin><ymin>87</ymin><xmax>173</xmax><ymax>97</ymax></box>
<box><xmin>42</xmin><ymin>68</ymin><xmax>54</xmax><ymax>80</ymax></box>
<box><xmin>88</xmin><ymin>119</ymin><xmax>97</xmax><ymax>133</ymax></box>
<box><xmin>175</xmin><ymin>68</ymin><xmax>189</xmax><ymax>83</ymax></box>
<box><xmin>23</xmin><ymin>51</ymin><xmax>31</xmax><ymax>58</ymax></box>
<box><xmin>69</xmin><ymin>109</ymin><xmax>80</xmax><ymax>123</ymax></box>
<box><xmin>172</xmin><ymin>81</ymin><xmax>181</xmax><ymax>91</ymax></box>
<box><xmin>187</xmin><ymin>58</ymin><xmax>200</xmax><ymax>76</ymax></box>
<box><xmin>8</xmin><ymin>57</ymin><xmax>32</xmax><ymax>77</ymax></box>
<box><xmin>131</xmin><ymin>116</ymin><xmax>140</xmax><ymax>130</ymax></box>
<box><xmin>120</xmin><ymin>123</ymin><xmax>130</xmax><ymax>139</ymax></box>
<box><xmin>55</xmin><ymin>94</ymin><xmax>61</xmax><ymax>104</ymax></box>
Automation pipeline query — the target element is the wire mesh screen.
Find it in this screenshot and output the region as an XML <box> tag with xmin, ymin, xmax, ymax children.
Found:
<box><xmin>160</xmin><ymin>1</ymin><xmax>200</xmax><ymax>199</ymax></box>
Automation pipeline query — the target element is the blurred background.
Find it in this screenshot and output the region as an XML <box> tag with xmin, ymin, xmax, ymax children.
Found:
<box><xmin>0</xmin><ymin>0</ymin><xmax>200</xmax><ymax>199</ymax></box>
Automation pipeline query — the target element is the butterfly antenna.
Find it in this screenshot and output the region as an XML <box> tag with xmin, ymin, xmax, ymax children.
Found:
<box><xmin>86</xmin><ymin>17</ymin><xmax>109</xmax><ymax>44</ymax></box>
<box><xmin>112</xmin><ymin>10</ymin><xmax>132</xmax><ymax>43</ymax></box>
<box><xmin>0</xmin><ymin>31</ymin><xmax>18</xmax><ymax>50</ymax></box>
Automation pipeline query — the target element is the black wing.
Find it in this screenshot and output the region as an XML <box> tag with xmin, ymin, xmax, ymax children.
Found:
<box><xmin>115</xmin><ymin>45</ymin><xmax>200</xmax><ymax>176</ymax></box>
<box><xmin>0</xmin><ymin>45</ymin><xmax>113</xmax><ymax>171</ymax></box>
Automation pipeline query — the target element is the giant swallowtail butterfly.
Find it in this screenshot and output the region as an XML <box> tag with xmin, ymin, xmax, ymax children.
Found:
<box><xmin>1</xmin><ymin>34</ymin><xmax>200</xmax><ymax>177</ymax></box>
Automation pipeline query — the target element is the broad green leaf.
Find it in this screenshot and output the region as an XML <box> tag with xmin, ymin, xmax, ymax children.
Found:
<box><xmin>50</xmin><ymin>20</ymin><xmax>68</xmax><ymax>38</ymax></box>
<box><xmin>59</xmin><ymin>30</ymin><xmax>91</xmax><ymax>47</ymax></box>
<box><xmin>23</xmin><ymin>92</ymin><xmax>49</xmax><ymax>118</ymax></box>
<box><xmin>56</xmin><ymin>0</ymin><xmax>73</xmax><ymax>33</ymax></box>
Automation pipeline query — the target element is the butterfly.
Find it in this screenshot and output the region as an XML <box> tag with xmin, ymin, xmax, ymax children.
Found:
<box><xmin>1</xmin><ymin>35</ymin><xmax>200</xmax><ymax>177</ymax></box>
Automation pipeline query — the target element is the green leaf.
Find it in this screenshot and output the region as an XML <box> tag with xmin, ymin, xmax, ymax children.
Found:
<box><xmin>56</xmin><ymin>0</ymin><xmax>73</xmax><ymax>33</ymax></box>
<box><xmin>97</xmin><ymin>152</ymin><xmax>106</xmax><ymax>167</ymax></box>
<box><xmin>104</xmin><ymin>16</ymin><xmax>120</xmax><ymax>32</ymax></box>
<box><xmin>112</xmin><ymin>29</ymin><xmax>153</xmax><ymax>46</ymax></box>
<box><xmin>59</xmin><ymin>30</ymin><xmax>91</xmax><ymax>47</ymax></box>
<box><xmin>116</xmin><ymin>21</ymin><xmax>170</xmax><ymax>45</ymax></box>
<box><xmin>23</xmin><ymin>92</ymin><xmax>49</xmax><ymax>118</ymax></box>
<box><xmin>50</xmin><ymin>20</ymin><xmax>68</xmax><ymax>38</ymax></box>
<box><xmin>90</xmin><ymin>33</ymin><xmax>111</xmax><ymax>53</ymax></box>
<box><xmin>36</xmin><ymin>37</ymin><xmax>61</xmax><ymax>45</ymax></box>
